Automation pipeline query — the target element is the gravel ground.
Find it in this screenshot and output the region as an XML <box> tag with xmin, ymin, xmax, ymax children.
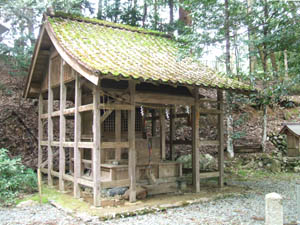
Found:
<box><xmin>1</xmin><ymin>177</ymin><xmax>299</xmax><ymax>225</ymax></box>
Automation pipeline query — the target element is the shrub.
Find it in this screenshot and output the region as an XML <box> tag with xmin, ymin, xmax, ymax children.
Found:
<box><xmin>0</xmin><ymin>148</ymin><xmax>37</xmax><ymax>206</ymax></box>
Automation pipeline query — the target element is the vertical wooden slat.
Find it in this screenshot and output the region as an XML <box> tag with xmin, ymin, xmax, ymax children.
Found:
<box><xmin>192</xmin><ymin>88</ymin><xmax>200</xmax><ymax>193</ymax></box>
<box><xmin>74</xmin><ymin>72</ymin><xmax>82</xmax><ymax>198</ymax></box>
<box><xmin>47</xmin><ymin>58</ymin><xmax>53</xmax><ymax>186</ymax></box>
<box><xmin>38</xmin><ymin>94</ymin><xmax>43</xmax><ymax>168</ymax></box>
<box><xmin>170</xmin><ymin>108</ymin><xmax>175</xmax><ymax>161</ymax></box>
<box><xmin>128</xmin><ymin>81</ymin><xmax>136</xmax><ymax>202</ymax></box>
<box><xmin>160</xmin><ymin>109</ymin><xmax>166</xmax><ymax>161</ymax></box>
<box><xmin>115</xmin><ymin>110</ymin><xmax>121</xmax><ymax>161</ymax></box>
<box><xmin>217</xmin><ymin>89</ymin><xmax>224</xmax><ymax>188</ymax></box>
<box><xmin>151</xmin><ymin>109</ymin><xmax>156</xmax><ymax>136</ymax></box>
<box><xmin>59</xmin><ymin>59</ymin><xmax>66</xmax><ymax>192</ymax></box>
<box><xmin>93</xmin><ymin>85</ymin><xmax>101</xmax><ymax>206</ymax></box>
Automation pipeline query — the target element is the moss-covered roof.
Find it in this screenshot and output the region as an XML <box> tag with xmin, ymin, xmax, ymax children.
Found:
<box><xmin>47</xmin><ymin>14</ymin><xmax>252</xmax><ymax>91</ymax></box>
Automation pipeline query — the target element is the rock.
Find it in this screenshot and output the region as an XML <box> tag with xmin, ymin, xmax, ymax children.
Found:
<box><xmin>176</xmin><ymin>154</ymin><xmax>192</xmax><ymax>169</ymax></box>
<box><xmin>122</xmin><ymin>186</ymin><xmax>147</xmax><ymax>200</ymax></box>
<box><xmin>294</xmin><ymin>166</ymin><xmax>300</xmax><ymax>173</ymax></box>
<box><xmin>258</xmin><ymin>161</ymin><xmax>264</xmax><ymax>167</ymax></box>
<box><xmin>270</xmin><ymin>159</ymin><xmax>281</xmax><ymax>173</ymax></box>
<box><xmin>108</xmin><ymin>187</ymin><xmax>129</xmax><ymax>197</ymax></box>
<box><xmin>16</xmin><ymin>200</ymin><xmax>37</xmax><ymax>208</ymax></box>
<box><xmin>176</xmin><ymin>153</ymin><xmax>217</xmax><ymax>171</ymax></box>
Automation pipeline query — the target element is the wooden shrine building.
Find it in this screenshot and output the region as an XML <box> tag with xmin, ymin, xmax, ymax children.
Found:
<box><xmin>24</xmin><ymin>12</ymin><xmax>253</xmax><ymax>206</ymax></box>
<box><xmin>280</xmin><ymin>123</ymin><xmax>300</xmax><ymax>157</ymax></box>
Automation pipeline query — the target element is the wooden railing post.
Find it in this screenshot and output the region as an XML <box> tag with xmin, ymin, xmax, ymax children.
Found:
<box><xmin>74</xmin><ymin>73</ymin><xmax>82</xmax><ymax>198</ymax></box>
<box><xmin>217</xmin><ymin>89</ymin><xmax>224</xmax><ymax>188</ymax></box>
<box><xmin>38</xmin><ymin>94</ymin><xmax>43</xmax><ymax>168</ymax></box>
<box><xmin>47</xmin><ymin>57</ymin><xmax>53</xmax><ymax>186</ymax></box>
<box><xmin>115</xmin><ymin>110</ymin><xmax>121</xmax><ymax>161</ymax></box>
<box><xmin>160</xmin><ymin>109</ymin><xmax>166</xmax><ymax>161</ymax></box>
<box><xmin>128</xmin><ymin>81</ymin><xmax>136</xmax><ymax>202</ymax></box>
<box><xmin>93</xmin><ymin>85</ymin><xmax>101</xmax><ymax>206</ymax></box>
<box><xmin>170</xmin><ymin>107</ymin><xmax>175</xmax><ymax>161</ymax></box>
<box><xmin>192</xmin><ymin>88</ymin><xmax>200</xmax><ymax>193</ymax></box>
<box><xmin>59</xmin><ymin>59</ymin><xmax>66</xmax><ymax>192</ymax></box>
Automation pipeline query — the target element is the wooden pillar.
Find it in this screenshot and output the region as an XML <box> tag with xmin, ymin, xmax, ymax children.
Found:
<box><xmin>160</xmin><ymin>109</ymin><xmax>166</xmax><ymax>161</ymax></box>
<box><xmin>93</xmin><ymin>85</ymin><xmax>101</xmax><ymax>206</ymax></box>
<box><xmin>128</xmin><ymin>81</ymin><xmax>136</xmax><ymax>202</ymax></box>
<box><xmin>74</xmin><ymin>73</ymin><xmax>82</xmax><ymax>198</ymax></box>
<box><xmin>151</xmin><ymin>109</ymin><xmax>156</xmax><ymax>136</ymax></box>
<box><xmin>47</xmin><ymin>59</ymin><xmax>53</xmax><ymax>186</ymax></box>
<box><xmin>170</xmin><ymin>108</ymin><xmax>175</xmax><ymax>161</ymax></box>
<box><xmin>115</xmin><ymin>110</ymin><xmax>121</xmax><ymax>161</ymax></box>
<box><xmin>38</xmin><ymin>94</ymin><xmax>43</xmax><ymax>168</ymax></box>
<box><xmin>59</xmin><ymin>59</ymin><xmax>66</xmax><ymax>192</ymax></box>
<box><xmin>217</xmin><ymin>89</ymin><xmax>224</xmax><ymax>188</ymax></box>
<box><xmin>192</xmin><ymin>88</ymin><xmax>200</xmax><ymax>193</ymax></box>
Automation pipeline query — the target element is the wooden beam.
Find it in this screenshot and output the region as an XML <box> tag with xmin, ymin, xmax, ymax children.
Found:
<box><xmin>47</xmin><ymin>56</ymin><xmax>54</xmax><ymax>187</ymax></box>
<box><xmin>170</xmin><ymin>108</ymin><xmax>175</xmax><ymax>161</ymax></box>
<box><xmin>160</xmin><ymin>109</ymin><xmax>166</xmax><ymax>161</ymax></box>
<box><xmin>192</xmin><ymin>88</ymin><xmax>200</xmax><ymax>193</ymax></box>
<box><xmin>38</xmin><ymin>94</ymin><xmax>43</xmax><ymax>168</ymax></box>
<box><xmin>128</xmin><ymin>81</ymin><xmax>136</xmax><ymax>202</ymax></box>
<box><xmin>100</xmin><ymin>110</ymin><xmax>113</xmax><ymax>123</ymax></box>
<box><xmin>199</xmin><ymin>109</ymin><xmax>222</xmax><ymax>114</ymax></box>
<box><xmin>93</xmin><ymin>85</ymin><xmax>101</xmax><ymax>206</ymax></box>
<box><xmin>151</xmin><ymin>109</ymin><xmax>156</xmax><ymax>136</ymax></box>
<box><xmin>135</xmin><ymin>92</ymin><xmax>194</xmax><ymax>105</ymax></box>
<box><xmin>199</xmin><ymin>171</ymin><xmax>219</xmax><ymax>179</ymax></box>
<box><xmin>101</xmin><ymin>142</ymin><xmax>129</xmax><ymax>149</ymax></box>
<box><xmin>74</xmin><ymin>73</ymin><xmax>82</xmax><ymax>198</ymax></box>
<box><xmin>217</xmin><ymin>90</ymin><xmax>224</xmax><ymax>188</ymax></box>
<box><xmin>59</xmin><ymin>58</ymin><xmax>66</xmax><ymax>192</ymax></box>
<box><xmin>115</xmin><ymin>110</ymin><xmax>122</xmax><ymax>161</ymax></box>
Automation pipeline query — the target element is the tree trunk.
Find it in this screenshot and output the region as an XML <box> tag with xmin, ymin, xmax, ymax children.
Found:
<box><xmin>247</xmin><ymin>0</ymin><xmax>256</xmax><ymax>74</ymax></box>
<box><xmin>154</xmin><ymin>0</ymin><xmax>158</xmax><ymax>30</ymax></box>
<box><xmin>270</xmin><ymin>52</ymin><xmax>278</xmax><ymax>73</ymax></box>
<box><xmin>169</xmin><ymin>0</ymin><xmax>174</xmax><ymax>25</ymax></box>
<box><xmin>97</xmin><ymin>0</ymin><xmax>103</xmax><ymax>19</ymax></box>
<box><xmin>284</xmin><ymin>49</ymin><xmax>288</xmax><ymax>78</ymax></box>
<box><xmin>262</xmin><ymin>105</ymin><xmax>267</xmax><ymax>151</ymax></box>
<box><xmin>224</xmin><ymin>0</ymin><xmax>234</xmax><ymax>158</ymax></box>
<box><xmin>142</xmin><ymin>0</ymin><xmax>147</xmax><ymax>28</ymax></box>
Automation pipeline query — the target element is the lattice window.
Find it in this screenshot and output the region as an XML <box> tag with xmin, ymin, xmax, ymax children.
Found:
<box><xmin>103</xmin><ymin>111</ymin><xmax>115</xmax><ymax>132</ymax></box>
<box><xmin>121</xmin><ymin>109</ymin><xmax>142</xmax><ymax>132</ymax></box>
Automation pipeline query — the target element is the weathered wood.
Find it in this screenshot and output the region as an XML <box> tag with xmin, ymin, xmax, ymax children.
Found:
<box><xmin>115</xmin><ymin>110</ymin><xmax>121</xmax><ymax>161</ymax></box>
<box><xmin>217</xmin><ymin>90</ymin><xmax>224</xmax><ymax>188</ymax></box>
<box><xmin>135</xmin><ymin>92</ymin><xmax>194</xmax><ymax>105</ymax></box>
<box><xmin>93</xmin><ymin>85</ymin><xmax>101</xmax><ymax>206</ymax></box>
<box><xmin>199</xmin><ymin>109</ymin><xmax>222</xmax><ymax>114</ymax></box>
<box><xmin>24</xmin><ymin>26</ymin><xmax>45</xmax><ymax>98</ymax></box>
<box><xmin>170</xmin><ymin>108</ymin><xmax>175</xmax><ymax>161</ymax></box>
<box><xmin>160</xmin><ymin>109</ymin><xmax>166</xmax><ymax>161</ymax></box>
<box><xmin>151</xmin><ymin>109</ymin><xmax>156</xmax><ymax>136</ymax></box>
<box><xmin>199</xmin><ymin>171</ymin><xmax>219</xmax><ymax>179</ymax></box>
<box><xmin>38</xmin><ymin>94</ymin><xmax>43</xmax><ymax>168</ymax></box>
<box><xmin>45</xmin><ymin>23</ymin><xmax>99</xmax><ymax>85</ymax></box>
<box><xmin>78</xmin><ymin>142</ymin><xmax>93</xmax><ymax>148</ymax></box>
<box><xmin>192</xmin><ymin>88</ymin><xmax>200</xmax><ymax>193</ymax></box>
<box><xmin>102</xmin><ymin>142</ymin><xmax>129</xmax><ymax>149</ymax></box>
<box><xmin>128</xmin><ymin>81</ymin><xmax>136</xmax><ymax>202</ymax></box>
<box><xmin>74</xmin><ymin>73</ymin><xmax>82</xmax><ymax>198</ymax></box>
<box><xmin>100</xmin><ymin>110</ymin><xmax>112</xmax><ymax>123</ymax></box>
<box><xmin>47</xmin><ymin>57</ymin><xmax>54</xmax><ymax>187</ymax></box>
<box><xmin>99</xmin><ymin>103</ymin><xmax>132</xmax><ymax>110</ymax></box>
<box><xmin>59</xmin><ymin>58</ymin><xmax>66</xmax><ymax>192</ymax></box>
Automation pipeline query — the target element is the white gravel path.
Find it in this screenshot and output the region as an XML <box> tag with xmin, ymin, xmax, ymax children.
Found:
<box><xmin>0</xmin><ymin>177</ymin><xmax>299</xmax><ymax>225</ymax></box>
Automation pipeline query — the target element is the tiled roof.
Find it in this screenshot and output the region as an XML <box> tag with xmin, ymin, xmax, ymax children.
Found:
<box><xmin>47</xmin><ymin>14</ymin><xmax>253</xmax><ymax>91</ymax></box>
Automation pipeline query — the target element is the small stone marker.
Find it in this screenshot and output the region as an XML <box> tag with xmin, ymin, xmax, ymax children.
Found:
<box><xmin>265</xmin><ymin>192</ymin><xmax>283</xmax><ymax>225</ymax></box>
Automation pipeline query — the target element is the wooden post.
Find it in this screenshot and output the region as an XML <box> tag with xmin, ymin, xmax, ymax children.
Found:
<box><xmin>128</xmin><ymin>81</ymin><xmax>136</xmax><ymax>202</ymax></box>
<box><xmin>59</xmin><ymin>59</ymin><xmax>66</xmax><ymax>192</ymax></box>
<box><xmin>74</xmin><ymin>73</ymin><xmax>82</xmax><ymax>198</ymax></box>
<box><xmin>93</xmin><ymin>85</ymin><xmax>101</xmax><ymax>206</ymax></box>
<box><xmin>217</xmin><ymin>89</ymin><xmax>224</xmax><ymax>188</ymax></box>
<box><xmin>115</xmin><ymin>110</ymin><xmax>121</xmax><ymax>161</ymax></box>
<box><xmin>38</xmin><ymin>94</ymin><xmax>43</xmax><ymax>168</ymax></box>
<box><xmin>37</xmin><ymin>168</ymin><xmax>42</xmax><ymax>204</ymax></box>
<box><xmin>47</xmin><ymin>58</ymin><xmax>53</xmax><ymax>186</ymax></box>
<box><xmin>170</xmin><ymin>108</ymin><xmax>175</xmax><ymax>161</ymax></box>
<box><xmin>192</xmin><ymin>88</ymin><xmax>200</xmax><ymax>193</ymax></box>
<box><xmin>151</xmin><ymin>109</ymin><xmax>156</xmax><ymax>136</ymax></box>
<box><xmin>160</xmin><ymin>109</ymin><xmax>166</xmax><ymax>161</ymax></box>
